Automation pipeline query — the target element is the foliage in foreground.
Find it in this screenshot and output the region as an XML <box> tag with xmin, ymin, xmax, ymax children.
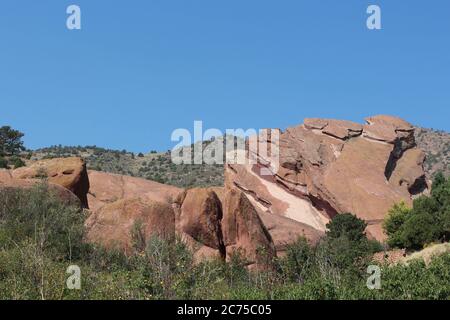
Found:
<box><xmin>0</xmin><ymin>184</ymin><xmax>449</xmax><ymax>300</ymax></box>
<box><xmin>384</xmin><ymin>172</ymin><xmax>450</xmax><ymax>250</ymax></box>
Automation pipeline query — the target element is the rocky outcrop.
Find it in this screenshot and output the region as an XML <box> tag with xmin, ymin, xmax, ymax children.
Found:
<box><xmin>173</xmin><ymin>187</ymin><xmax>276</xmax><ymax>267</ymax></box>
<box><xmin>85</xmin><ymin>171</ymin><xmax>186</xmax><ymax>255</ymax></box>
<box><xmin>1</xmin><ymin>158</ymin><xmax>88</xmax><ymax>207</ymax></box>
<box><xmin>86</xmin><ymin>173</ymin><xmax>275</xmax><ymax>267</ymax></box>
<box><xmin>226</xmin><ymin>115</ymin><xmax>428</xmax><ymax>241</ymax></box>
<box><xmin>11</xmin><ymin>157</ymin><xmax>90</xmax><ymax>208</ymax></box>
<box><xmin>4</xmin><ymin>115</ymin><xmax>428</xmax><ymax>265</ymax></box>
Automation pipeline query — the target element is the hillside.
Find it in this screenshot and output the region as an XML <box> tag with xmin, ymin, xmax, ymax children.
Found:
<box><xmin>415</xmin><ymin>127</ymin><xmax>450</xmax><ymax>178</ymax></box>
<box><xmin>32</xmin><ymin>144</ymin><xmax>224</xmax><ymax>188</ymax></box>
<box><xmin>29</xmin><ymin>126</ymin><xmax>450</xmax><ymax>189</ymax></box>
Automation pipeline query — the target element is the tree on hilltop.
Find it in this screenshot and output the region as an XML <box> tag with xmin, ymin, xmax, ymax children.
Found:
<box><xmin>0</xmin><ymin>126</ymin><xmax>25</xmax><ymax>156</ymax></box>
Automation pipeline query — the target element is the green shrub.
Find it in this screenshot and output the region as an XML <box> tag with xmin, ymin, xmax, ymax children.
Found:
<box><xmin>383</xmin><ymin>201</ymin><xmax>411</xmax><ymax>247</ymax></box>
<box><xmin>0</xmin><ymin>126</ymin><xmax>25</xmax><ymax>156</ymax></box>
<box><xmin>385</xmin><ymin>173</ymin><xmax>450</xmax><ymax>249</ymax></box>
<box><xmin>280</xmin><ymin>237</ymin><xmax>313</xmax><ymax>282</ymax></box>
<box><xmin>1</xmin><ymin>181</ymin><xmax>449</xmax><ymax>300</ymax></box>
<box><xmin>326</xmin><ymin>213</ymin><xmax>367</xmax><ymax>242</ymax></box>
<box><xmin>321</xmin><ymin>213</ymin><xmax>382</xmax><ymax>271</ymax></box>
<box><xmin>0</xmin><ymin>183</ymin><xmax>87</xmax><ymax>260</ymax></box>
<box><xmin>9</xmin><ymin>156</ymin><xmax>26</xmax><ymax>168</ymax></box>
<box><xmin>0</xmin><ymin>157</ymin><xmax>7</xmax><ymax>168</ymax></box>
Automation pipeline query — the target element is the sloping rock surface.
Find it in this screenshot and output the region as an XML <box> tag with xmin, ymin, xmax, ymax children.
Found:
<box><xmin>226</xmin><ymin>115</ymin><xmax>428</xmax><ymax>241</ymax></box>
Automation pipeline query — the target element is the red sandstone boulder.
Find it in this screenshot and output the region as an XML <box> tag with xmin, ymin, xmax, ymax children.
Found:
<box><xmin>87</xmin><ymin>170</ymin><xmax>182</xmax><ymax>212</ymax></box>
<box><xmin>220</xmin><ymin>188</ymin><xmax>276</xmax><ymax>266</ymax></box>
<box><xmin>85</xmin><ymin>197</ymin><xmax>176</xmax><ymax>255</ymax></box>
<box><xmin>174</xmin><ymin>188</ymin><xmax>226</xmax><ymax>262</ymax></box>
<box><xmin>11</xmin><ymin>157</ymin><xmax>89</xmax><ymax>208</ymax></box>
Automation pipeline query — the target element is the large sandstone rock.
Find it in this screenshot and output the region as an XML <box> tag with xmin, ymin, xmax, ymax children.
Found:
<box><xmin>226</xmin><ymin>115</ymin><xmax>428</xmax><ymax>241</ymax></box>
<box><xmin>87</xmin><ymin>170</ymin><xmax>182</xmax><ymax>212</ymax></box>
<box><xmin>85</xmin><ymin>197</ymin><xmax>176</xmax><ymax>255</ymax></box>
<box><xmin>172</xmin><ymin>187</ymin><xmax>276</xmax><ymax>267</ymax></box>
<box><xmin>12</xmin><ymin>157</ymin><xmax>90</xmax><ymax>208</ymax></box>
<box><xmin>85</xmin><ymin>171</ymin><xmax>190</xmax><ymax>256</ymax></box>
<box><xmin>220</xmin><ymin>188</ymin><xmax>276</xmax><ymax>266</ymax></box>
<box><xmin>174</xmin><ymin>188</ymin><xmax>226</xmax><ymax>261</ymax></box>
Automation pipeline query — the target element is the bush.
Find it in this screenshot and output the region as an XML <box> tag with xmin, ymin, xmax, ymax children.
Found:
<box><xmin>321</xmin><ymin>213</ymin><xmax>382</xmax><ymax>271</ymax></box>
<box><xmin>326</xmin><ymin>213</ymin><xmax>367</xmax><ymax>242</ymax></box>
<box><xmin>384</xmin><ymin>172</ymin><xmax>450</xmax><ymax>250</ymax></box>
<box><xmin>280</xmin><ymin>237</ymin><xmax>313</xmax><ymax>283</ymax></box>
<box><xmin>0</xmin><ymin>156</ymin><xmax>7</xmax><ymax>168</ymax></box>
<box><xmin>0</xmin><ymin>183</ymin><xmax>87</xmax><ymax>260</ymax></box>
<box><xmin>9</xmin><ymin>156</ymin><xmax>25</xmax><ymax>168</ymax></box>
<box><xmin>134</xmin><ymin>235</ymin><xmax>194</xmax><ymax>299</ymax></box>
<box><xmin>383</xmin><ymin>201</ymin><xmax>411</xmax><ymax>247</ymax></box>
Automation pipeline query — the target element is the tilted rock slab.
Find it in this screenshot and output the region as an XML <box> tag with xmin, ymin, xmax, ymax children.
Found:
<box><xmin>226</xmin><ymin>115</ymin><xmax>428</xmax><ymax>241</ymax></box>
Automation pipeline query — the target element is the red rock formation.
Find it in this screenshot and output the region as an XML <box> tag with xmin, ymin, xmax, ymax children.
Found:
<box><xmin>173</xmin><ymin>188</ymin><xmax>226</xmax><ymax>262</ymax></box>
<box><xmin>257</xmin><ymin>210</ymin><xmax>324</xmax><ymax>256</ymax></box>
<box><xmin>220</xmin><ymin>188</ymin><xmax>276</xmax><ymax>266</ymax></box>
<box><xmin>6</xmin><ymin>115</ymin><xmax>426</xmax><ymax>265</ymax></box>
<box><xmin>85</xmin><ymin>174</ymin><xmax>276</xmax><ymax>267</ymax></box>
<box><xmin>11</xmin><ymin>157</ymin><xmax>90</xmax><ymax>208</ymax></box>
<box><xmin>226</xmin><ymin>115</ymin><xmax>428</xmax><ymax>241</ymax></box>
<box><xmin>85</xmin><ymin>197</ymin><xmax>176</xmax><ymax>255</ymax></box>
<box><xmin>87</xmin><ymin>170</ymin><xmax>182</xmax><ymax>212</ymax></box>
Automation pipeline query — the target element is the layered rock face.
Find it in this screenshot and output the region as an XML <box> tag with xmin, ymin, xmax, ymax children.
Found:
<box><xmin>226</xmin><ymin>115</ymin><xmax>428</xmax><ymax>241</ymax></box>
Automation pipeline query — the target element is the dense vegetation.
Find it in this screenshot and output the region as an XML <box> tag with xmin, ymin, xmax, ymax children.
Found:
<box><xmin>0</xmin><ymin>184</ymin><xmax>448</xmax><ymax>300</ymax></box>
<box><xmin>384</xmin><ymin>173</ymin><xmax>450</xmax><ymax>250</ymax></box>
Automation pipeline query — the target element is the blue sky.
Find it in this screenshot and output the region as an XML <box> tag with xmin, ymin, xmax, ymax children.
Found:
<box><xmin>0</xmin><ymin>0</ymin><xmax>449</xmax><ymax>152</ymax></box>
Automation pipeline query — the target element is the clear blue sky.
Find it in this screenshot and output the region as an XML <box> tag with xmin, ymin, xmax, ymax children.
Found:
<box><xmin>1</xmin><ymin>0</ymin><xmax>449</xmax><ymax>152</ymax></box>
